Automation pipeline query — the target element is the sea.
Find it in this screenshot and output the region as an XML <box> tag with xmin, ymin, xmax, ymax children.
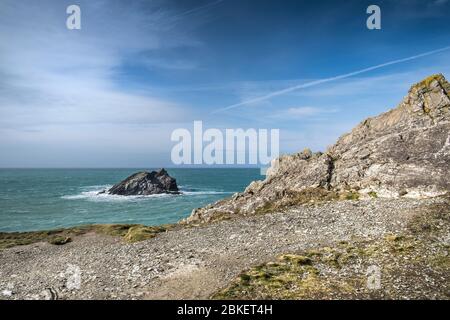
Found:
<box><xmin>0</xmin><ymin>168</ymin><xmax>261</xmax><ymax>232</ymax></box>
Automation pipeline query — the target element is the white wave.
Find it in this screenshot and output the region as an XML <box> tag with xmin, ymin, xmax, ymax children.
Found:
<box><xmin>80</xmin><ymin>184</ymin><xmax>112</xmax><ymax>191</ymax></box>
<box><xmin>181</xmin><ymin>191</ymin><xmax>233</xmax><ymax>196</ymax></box>
<box><xmin>61</xmin><ymin>190</ymin><xmax>175</xmax><ymax>202</ymax></box>
<box><xmin>62</xmin><ymin>186</ymin><xmax>233</xmax><ymax>202</ymax></box>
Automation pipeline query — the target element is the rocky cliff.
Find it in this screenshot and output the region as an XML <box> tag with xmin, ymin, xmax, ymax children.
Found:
<box><xmin>185</xmin><ymin>74</ymin><xmax>450</xmax><ymax>224</ymax></box>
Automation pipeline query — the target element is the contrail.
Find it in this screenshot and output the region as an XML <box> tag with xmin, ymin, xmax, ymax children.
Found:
<box><xmin>172</xmin><ymin>0</ymin><xmax>225</xmax><ymax>20</ymax></box>
<box><xmin>213</xmin><ymin>46</ymin><xmax>450</xmax><ymax>114</ymax></box>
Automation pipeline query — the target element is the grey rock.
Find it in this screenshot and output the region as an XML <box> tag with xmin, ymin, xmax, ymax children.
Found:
<box><xmin>105</xmin><ymin>169</ymin><xmax>179</xmax><ymax>196</ymax></box>
<box><xmin>185</xmin><ymin>74</ymin><xmax>450</xmax><ymax>224</ymax></box>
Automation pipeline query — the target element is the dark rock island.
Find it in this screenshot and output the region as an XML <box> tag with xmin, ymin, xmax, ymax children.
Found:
<box><xmin>102</xmin><ymin>169</ymin><xmax>179</xmax><ymax>196</ymax></box>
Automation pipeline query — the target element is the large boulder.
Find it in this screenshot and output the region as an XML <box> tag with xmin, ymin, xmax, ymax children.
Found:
<box><xmin>184</xmin><ymin>74</ymin><xmax>450</xmax><ymax>224</ymax></box>
<box><xmin>105</xmin><ymin>169</ymin><xmax>179</xmax><ymax>196</ymax></box>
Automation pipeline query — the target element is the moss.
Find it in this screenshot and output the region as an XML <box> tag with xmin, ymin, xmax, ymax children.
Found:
<box><xmin>349</xmin><ymin>192</ymin><xmax>360</xmax><ymax>200</ymax></box>
<box><xmin>211</xmin><ymin>215</ymin><xmax>232</xmax><ymax>222</ymax></box>
<box><xmin>48</xmin><ymin>236</ymin><xmax>72</xmax><ymax>245</ymax></box>
<box><xmin>431</xmin><ymin>252</ymin><xmax>450</xmax><ymax>270</ymax></box>
<box><xmin>123</xmin><ymin>225</ymin><xmax>167</xmax><ymax>243</ymax></box>
<box><xmin>368</xmin><ymin>191</ymin><xmax>378</xmax><ymax>198</ymax></box>
<box><xmin>239</xmin><ymin>273</ymin><xmax>251</xmax><ymax>283</ymax></box>
<box><xmin>278</xmin><ymin>254</ymin><xmax>312</xmax><ymax>266</ymax></box>
<box><xmin>0</xmin><ymin>228</ymin><xmax>87</xmax><ymax>249</ymax></box>
<box><xmin>305</xmin><ymin>249</ymin><xmax>322</xmax><ymax>257</ymax></box>
<box><xmin>343</xmin><ymin>191</ymin><xmax>360</xmax><ymax>201</ymax></box>
<box><xmin>0</xmin><ymin>223</ymin><xmax>175</xmax><ymax>249</ymax></box>
<box><xmin>385</xmin><ymin>234</ymin><xmax>404</xmax><ymax>242</ymax></box>
<box><xmin>324</xmin><ymin>252</ymin><xmax>342</xmax><ymax>268</ymax></box>
<box><xmin>415</xmin><ymin>74</ymin><xmax>443</xmax><ymax>89</ymax></box>
<box><xmin>93</xmin><ymin>224</ymin><xmax>136</xmax><ymax>237</ymax></box>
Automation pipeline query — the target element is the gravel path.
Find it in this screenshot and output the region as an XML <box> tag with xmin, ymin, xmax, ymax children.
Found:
<box><xmin>0</xmin><ymin>197</ymin><xmax>446</xmax><ymax>300</ymax></box>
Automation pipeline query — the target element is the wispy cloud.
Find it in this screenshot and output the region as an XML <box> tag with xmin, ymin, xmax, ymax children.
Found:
<box><xmin>171</xmin><ymin>0</ymin><xmax>225</xmax><ymax>20</ymax></box>
<box><xmin>272</xmin><ymin>107</ymin><xmax>337</xmax><ymax>119</ymax></box>
<box><xmin>433</xmin><ymin>0</ymin><xmax>449</xmax><ymax>6</ymax></box>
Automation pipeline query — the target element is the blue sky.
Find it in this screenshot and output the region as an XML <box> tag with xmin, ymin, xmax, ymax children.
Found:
<box><xmin>0</xmin><ymin>0</ymin><xmax>449</xmax><ymax>167</ymax></box>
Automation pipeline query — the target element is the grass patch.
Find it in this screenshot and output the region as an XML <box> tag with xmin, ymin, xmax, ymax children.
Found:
<box><xmin>368</xmin><ymin>191</ymin><xmax>378</xmax><ymax>198</ymax></box>
<box><xmin>0</xmin><ymin>223</ymin><xmax>175</xmax><ymax>249</ymax></box>
<box><xmin>278</xmin><ymin>254</ymin><xmax>312</xmax><ymax>266</ymax></box>
<box><xmin>48</xmin><ymin>236</ymin><xmax>72</xmax><ymax>245</ymax></box>
<box><xmin>414</xmin><ymin>74</ymin><xmax>443</xmax><ymax>89</ymax></box>
<box><xmin>123</xmin><ymin>225</ymin><xmax>168</xmax><ymax>243</ymax></box>
<box><xmin>343</xmin><ymin>191</ymin><xmax>360</xmax><ymax>201</ymax></box>
<box><xmin>0</xmin><ymin>227</ymin><xmax>89</xmax><ymax>250</ymax></box>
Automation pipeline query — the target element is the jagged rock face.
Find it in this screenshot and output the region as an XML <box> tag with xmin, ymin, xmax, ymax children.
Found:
<box><xmin>106</xmin><ymin>169</ymin><xmax>179</xmax><ymax>196</ymax></box>
<box><xmin>185</xmin><ymin>74</ymin><xmax>450</xmax><ymax>224</ymax></box>
<box><xmin>328</xmin><ymin>74</ymin><xmax>450</xmax><ymax>197</ymax></box>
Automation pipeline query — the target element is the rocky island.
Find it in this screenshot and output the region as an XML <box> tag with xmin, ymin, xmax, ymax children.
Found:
<box><xmin>0</xmin><ymin>74</ymin><xmax>449</xmax><ymax>300</ymax></box>
<box><xmin>101</xmin><ymin>169</ymin><xmax>179</xmax><ymax>196</ymax></box>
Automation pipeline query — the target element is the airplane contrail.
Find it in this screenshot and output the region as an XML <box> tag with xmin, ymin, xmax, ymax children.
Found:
<box><xmin>213</xmin><ymin>45</ymin><xmax>450</xmax><ymax>114</ymax></box>
<box><xmin>172</xmin><ymin>0</ymin><xmax>225</xmax><ymax>20</ymax></box>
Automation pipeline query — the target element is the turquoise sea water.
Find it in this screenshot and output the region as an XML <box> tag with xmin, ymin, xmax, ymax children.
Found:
<box><xmin>0</xmin><ymin>169</ymin><xmax>261</xmax><ymax>232</ymax></box>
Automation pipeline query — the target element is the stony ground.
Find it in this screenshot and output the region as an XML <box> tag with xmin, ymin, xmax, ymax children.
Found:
<box><xmin>0</xmin><ymin>197</ymin><xmax>449</xmax><ymax>300</ymax></box>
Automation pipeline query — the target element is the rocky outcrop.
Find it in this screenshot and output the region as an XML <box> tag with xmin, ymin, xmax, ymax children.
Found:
<box><xmin>104</xmin><ymin>169</ymin><xmax>179</xmax><ymax>196</ymax></box>
<box><xmin>185</xmin><ymin>74</ymin><xmax>450</xmax><ymax>224</ymax></box>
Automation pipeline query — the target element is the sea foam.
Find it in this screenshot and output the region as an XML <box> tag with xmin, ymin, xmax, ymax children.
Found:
<box><xmin>61</xmin><ymin>186</ymin><xmax>232</xmax><ymax>202</ymax></box>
